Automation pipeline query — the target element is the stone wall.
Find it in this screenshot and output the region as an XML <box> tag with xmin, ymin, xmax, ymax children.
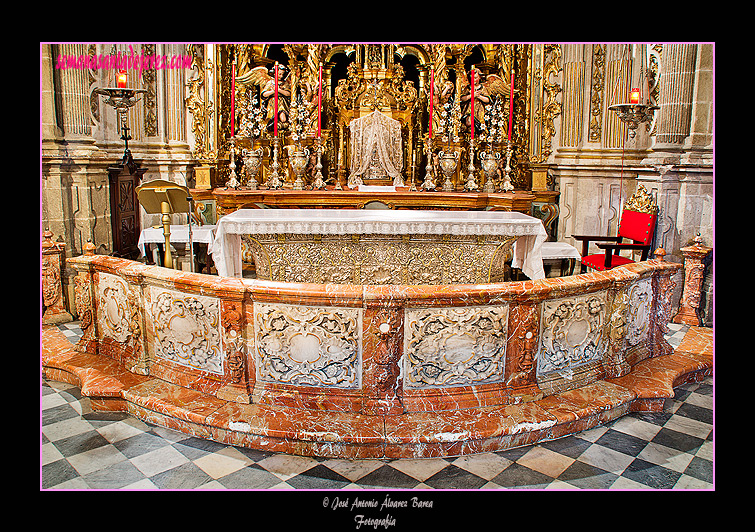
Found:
<box><xmin>551</xmin><ymin>43</ymin><xmax>713</xmax><ymax>316</ymax></box>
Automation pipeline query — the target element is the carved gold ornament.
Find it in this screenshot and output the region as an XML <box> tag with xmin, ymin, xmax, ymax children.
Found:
<box><xmin>623</xmin><ymin>184</ymin><xmax>658</xmax><ymax>215</ymax></box>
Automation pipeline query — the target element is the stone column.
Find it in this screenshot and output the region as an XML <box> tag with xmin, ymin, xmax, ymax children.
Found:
<box><xmin>43</xmin><ymin>44</ymin><xmax>111</xmax><ymax>256</ymax></box>
<box><xmin>673</xmin><ymin>235</ymin><xmax>712</xmax><ymax>327</ymax></box>
<box><xmin>681</xmin><ymin>44</ymin><xmax>714</xmax><ymax>164</ymax></box>
<box><xmin>648</xmin><ymin>44</ymin><xmax>698</xmax><ymax>163</ymax></box>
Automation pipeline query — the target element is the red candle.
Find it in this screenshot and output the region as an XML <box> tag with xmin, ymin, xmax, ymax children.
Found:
<box><xmin>630</xmin><ymin>88</ymin><xmax>640</xmax><ymax>104</ymax></box>
<box><xmin>231</xmin><ymin>61</ymin><xmax>235</xmax><ymax>136</ymax></box>
<box><xmin>429</xmin><ymin>67</ymin><xmax>434</xmax><ymax>138</ymax></box>
<box><xmin>317</xmin><ymin>63</ymin><xmax>322</xmax><ymax>138</ymax></box>
<box><xmin>274</xmin><ymin>63</ymin><xmax>279</xmax><ymax>137</ymax></box>
<box><xmin>116</xmin><ymin>70</ymin><xmax>127</xmax><ymax>88</ymax></box>
<box><xmin>508</xmin><ymin>69</ymin><xmax>514</xmax><ymax>142</ymax></box>
<box><xmin>470</xmin><ymin>67</ymin><xmax>475</xmax><ymax>140</ymax></box>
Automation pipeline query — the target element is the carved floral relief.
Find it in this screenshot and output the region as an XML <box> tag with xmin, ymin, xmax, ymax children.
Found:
<box><xmin>97</xmin><ymin>273</ymin><xmax>133</xmax><ymax>343</ymax></box>
<box><xmin>626</xmin><ymin>278</ymin><xmax>653</xmax><ymax>346</ymax></box>
<box><xmin>254</xmin><ymin>302</ymin><xmax>362</xmax><ymax>389</ymax></box>
<box><xmin>403</xmin><ymin>305</ymin><xmax>509</xmax><ymax>388</ymax></box>
<box><xmin>147</xmin><ymin>287</ymin><xmax>223</xmax><ymax>375</ymax></box>
<box><xmin>73</xmin><ymin>272</ymin><xmax>94</xmax><ymax>351</ymax></box>
<box><xmin>538</xmin><ymin>291</ymin><xmax>608</xmax><ymax>376</ymax></box>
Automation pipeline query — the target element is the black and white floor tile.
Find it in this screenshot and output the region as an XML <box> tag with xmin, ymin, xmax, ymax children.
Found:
<box><xmin>42</xmin><ymin>322</ymin><xmax>713</xmax><ymax>490</ymax></box>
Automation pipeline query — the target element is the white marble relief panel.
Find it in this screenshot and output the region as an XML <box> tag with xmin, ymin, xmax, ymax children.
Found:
<box><xmin>96</xmin><ymin>272</ymin><xmax>133</xmax><ymax>343</ymax></box>
<box><xmin>538</xmin><ymin>291</ymin><xmax>608</xmax><ymax>376</ymax></box>
<box><xmin>147</xmin><ymin>286</ymin><xmax>223</xmax><ymax>375</ymax></box>
<box><xmin>627</xmin><ymin>278</ymin><xmax>653</xmax><ymax>346</ymax></box>
<box><xmin>403</xmin><ymin>305</ymin><xmax>509</xmax><ymax>389</ymax></box>
<box><xmin>254</xmin><ymin>302</ymin><xmax>361</xmax><ymax>389</ymax></box>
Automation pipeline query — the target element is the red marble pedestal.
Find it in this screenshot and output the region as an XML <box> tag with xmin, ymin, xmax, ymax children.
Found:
<box><xmin>673</xmin><ymin>235</ymin><xmax>712</xmax><ymax>327</ymax></box>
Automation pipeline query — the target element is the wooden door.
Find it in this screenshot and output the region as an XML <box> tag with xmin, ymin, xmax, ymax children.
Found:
<box><xmin>108</xmin><ymin>163</ymin><xmax>146</xmax><ymax>259</ymax></box>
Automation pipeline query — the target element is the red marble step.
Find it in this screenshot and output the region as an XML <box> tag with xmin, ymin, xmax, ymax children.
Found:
<box><xmin>41</xmin><ymin>325</ymin><xmax>713</xmax><ymax>458</ymax></box>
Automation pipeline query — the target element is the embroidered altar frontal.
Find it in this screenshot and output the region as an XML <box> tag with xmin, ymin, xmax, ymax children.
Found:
<box><xmin>243</xmin><ymin>232</ymin><xmax>516</xmax><ymax>285</ymax></box>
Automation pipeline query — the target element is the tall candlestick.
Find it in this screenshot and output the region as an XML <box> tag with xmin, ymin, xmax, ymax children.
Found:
<box><xmin>508</xmin><ymin>69</ymin><xmax>514</xmax><ymax>142</ymax></box>
<box><xmin>429</xmin><ymin>66</ymin><xmax>434</xmax><ymax>138</ymax></box>
<box><xmin>231</xmin><ymin>61</ymin><xmax>235</xmax><ymax>136</ymax></box>
<box><xmin>274</xmin><ymin>62</ymin><xmax>279</xmax><ymax>137</ymax></box>
<box><xmin>317</xmin><ymin>62</ymin><xmax>322</xmax><ymax>138</ymax></box>
<box><xmin>470</xmin><ymin>67</ymin><xmax>475</xmax><ymax>140</ymax></box>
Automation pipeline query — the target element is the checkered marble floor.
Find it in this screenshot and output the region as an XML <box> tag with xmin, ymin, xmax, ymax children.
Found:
<box><xmin>42</xmin><ymin>322</ymin><xmax>713</xmax><ymax>490</ymax></box>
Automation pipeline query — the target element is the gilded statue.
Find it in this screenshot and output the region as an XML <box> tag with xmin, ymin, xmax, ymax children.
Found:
<box><xmin>432</xmin><ymin>79</ymin><xmax>455</xmax><ymax>138</ymax></box>
<box><xmin>460</xmin><ymin>68</ymin><xmax>510</xmax><ymax>138</ymax></box>
<box><xmin>236</xmin><ymin>64</ymin><xmax>292</xmax><ymax>134</ymax></box>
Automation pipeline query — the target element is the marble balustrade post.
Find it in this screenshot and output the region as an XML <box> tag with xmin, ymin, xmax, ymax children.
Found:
<box><xmin>673</xmin><ymin>236</ymin><xmax>712</xmax><ymax>327</ymax></box>
<box><xmin>42</xmin><ymin>230</ymin><xmax>73</xmax><ymax>325</ymax></box>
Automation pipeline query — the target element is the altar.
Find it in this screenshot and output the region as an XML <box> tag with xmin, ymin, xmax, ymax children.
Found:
<box><xmin>193</xmin><ymin>44</ymin><xmax>561</xmax><ymax>282</ymax></box>
<box><xmin>210</xmin><ymin>208</ymin><xmax>547</xmax><ymax>283</ymax></box>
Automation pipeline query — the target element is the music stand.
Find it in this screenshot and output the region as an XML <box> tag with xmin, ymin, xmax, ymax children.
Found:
<box><xmin>135</xmin><ymin>180</ymin><xmax>194</xmax><ymax>270</ymax></box>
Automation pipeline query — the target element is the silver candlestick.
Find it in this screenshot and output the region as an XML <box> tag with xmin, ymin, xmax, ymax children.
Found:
<box><xmin>421</xmin><ymin>136</ymin><xmax>436</xmax><ymax>191</ymax></box>
<box><xmin>464</xmin><ymin>137</ymin><xmax>478</xmax><ymax>191</ymax></box>
<box><xmin>267</xmin><ymin>136</ymin><xmax>282</xmax><ymax>189</ymax></box>
<box><xmin>312</xmin><ymin>137</ymin><xmax>326</xmax><ymax>190</ymax></box>
<box><xmin>501</xmin><ymin>142</ymin><xmax>514</xmax><ymax>192</ymax></box>
<box><xmin>226</xmin><ymin>136</ymin><xmax>240</xmax><ymax>189</ymax></box>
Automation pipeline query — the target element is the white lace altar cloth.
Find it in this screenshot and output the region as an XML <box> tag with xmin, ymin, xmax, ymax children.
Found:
<box><xmin>210</xmin><ymin>209</ymin><xmax>547</xmax><ymax>280</ymax></box>
<box><xmin>347</xmin><ymin>110</ymin><xmax>404</xmax><ymax>188</ymax></box>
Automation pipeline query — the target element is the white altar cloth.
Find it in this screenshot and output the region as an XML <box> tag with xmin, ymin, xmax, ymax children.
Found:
<box><xmin>210</xmin><ymin>209</ymin><xmax>547</xmax><ymax>281</ymax></box>
<box><xmin>138</xmin><ymin>224</ymin><xmax>217</xmax><ymax>256</ymax></box>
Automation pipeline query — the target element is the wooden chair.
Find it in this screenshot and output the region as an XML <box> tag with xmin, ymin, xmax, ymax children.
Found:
<box><xmin>572</xmin><ymin>184</ymin><xmax>658</xmax><ymax>272</ymax></box>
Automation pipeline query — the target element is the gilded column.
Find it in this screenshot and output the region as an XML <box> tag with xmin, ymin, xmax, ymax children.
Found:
<box><xmin>559</xmin><ymin>44</ymin><xmax>586</xmax><ymax>149</ymax></box>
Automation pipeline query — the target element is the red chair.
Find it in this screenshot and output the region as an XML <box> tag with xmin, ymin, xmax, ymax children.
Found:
<box><xmin>572</xmin><ymin>185</ymin><xmax>658</xmax><ymax>272</ymax></box>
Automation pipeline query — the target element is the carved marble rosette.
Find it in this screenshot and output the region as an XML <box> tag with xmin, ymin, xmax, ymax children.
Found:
<box><xmin>438</xmin><ymin>149</ymin><xmax>459</xmax><ymax>192</ymax></box>
<box><xmin>254</xmin><ymin>302</ymin><xmax>361</xmax><ymax>389</ymax></box>
<box><xmin>404</xmin><ymin>305</ymin><xmax>509</xmax><ymax>388</ymax></box>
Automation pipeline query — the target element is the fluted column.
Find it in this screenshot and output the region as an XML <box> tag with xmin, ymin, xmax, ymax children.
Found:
<box><xmin>649</xmin><ymin>44</ymin><xmax>697</xmax><ymax>162</ymax></box>
<box><xmin>681</xmin><ymin>44</ymin><xmax>713</xmax><ymax>163</ymax></box>
<box><xmin>57</xmin><ymin>43</ymin><xmax>94</xmax><ymax>141</ymax></box>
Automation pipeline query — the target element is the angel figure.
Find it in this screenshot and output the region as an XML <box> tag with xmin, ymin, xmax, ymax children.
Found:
<box><xmin>235</xmin><ymin>64</ymin><xmax>292</xmax><ymax>134</ymax></box>
<box><xmin>460</xmin><ymin>69</ymin><xmax>510</xmax><ymax>138</ymax></box>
